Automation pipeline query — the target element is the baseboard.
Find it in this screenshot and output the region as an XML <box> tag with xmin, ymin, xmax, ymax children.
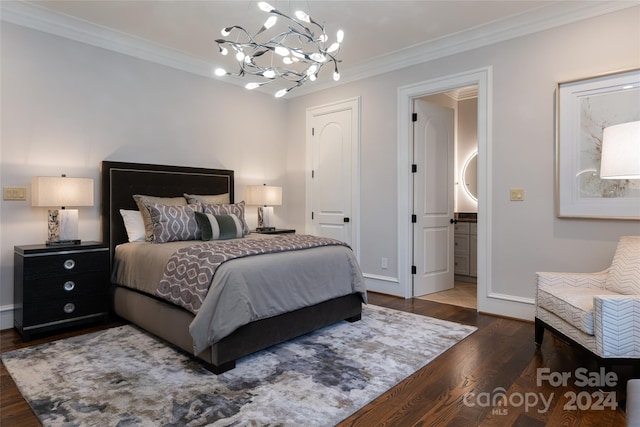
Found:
<box><xmin>0</xmin><ymin>304</ymin><xmax>14</xmax><ymax>330</ymax></box>
<box><xmin>364</xmin><ymin>274</ymin><xmax>403</xmax><ymax>297</ymax></box>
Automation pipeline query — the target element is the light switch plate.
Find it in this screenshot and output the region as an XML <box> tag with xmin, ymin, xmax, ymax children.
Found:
<box><xmin>3</xmin><ymin>187</ymin><xmax>27</xmax><ymax>200</ymax></box>
<box><xmin>510</xmin><ymin>188</ymin><xmax>524</xmax><ymax>201</ymax></box>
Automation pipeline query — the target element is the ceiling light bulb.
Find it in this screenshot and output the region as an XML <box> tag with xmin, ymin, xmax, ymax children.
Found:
<box><xmin>264</xmin><ymin>16</ymin><xmax>277</xmax><ymax>29</ymax></box>
<box><xmin>327</xmin><ymin>42</ymin><xmax>340</xmax><ymax>53</ymax></box>
<box><xmin>291</xmin><ymin>50</ymin><xmax>305</xmax><ymax>59</ymax></box>
<box><xmin>219</xmin><ymin>46</ymin><xmax>228</xmax><ymax>55</ymax></box>
<box><xmin>274</xmin><ymin>46</ymin><xmax>290</xmax><ymax>56</ymax></box>
<box><xmin>309</xmin><ymin>74</ymin><xmax>317</xmax><ymax>82</ymax></box>
<box><xmin>236</xmin><ymin>51</ymin><xmax>245</xmax><ymax>61</ymax></box>
<box><xmin>306</xmin><ymin>64</ymin><xmax>318</xmax><ymax>76</ymax></box>
<box><xmin>333</xmin><ymin>71</ymin><xmax>340</xmax><ymax>81</ymax></box>
<box><xmin>221</xmin><ymin>27</ymin><xmax>232</xmax><ymax>37</ymax></box>
<box><xmin>295</xmin><ymin>11</ymin><xmax>310</xmax><ymax>23</ymax></box>
<box><xmin>310</xmin><ymin>53</ymin><xmax>326</xmax><ymax>63</ymax></box>
<box><xmin>336</xmin><ymin>30</ymin><xmax>344</xmax><ymax>43</ymax></box>
<box><xmin>275</xmin><ymin>89</ymin><xmax>288</xmax><ymax>98</ymax></box>
<box><xmin>263</xmin><ymin>69</ymin><xmax>276</xmax><ymax>78</ymax></box>
<box><xmin>258</xmin><ymin>2</ymin><xmax>275</xmax><ymax>12</ymax></box>
<box><xmin>214</xmin><ymin>68</ymin><xmax>227</xmax><ymax>77</ymax></box>
<box><xmin>245</xmin><ymin>82</ymin><xmax>261</xmax><ymax>90</ymax></box>
<box><xmin>283</xmin><ymin>57</ymin><xmax>294</xmax><ymax>65</ymax></box>
<box><xmin>318</xmin><ymin>34</ymin><xmax>328</xmax><ymax>43</ymax></box>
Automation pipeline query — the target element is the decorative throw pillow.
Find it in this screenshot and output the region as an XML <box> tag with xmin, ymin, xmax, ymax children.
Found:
<box><xmin>195</xmin><ymin>212</ymin><xmax>243</xmax><ymax>240</ymax></box>
<box><xmin>202</xmin><ymin>201</ymin><xmax>250</xmax><ymax>235</ymax></box>
<box><xmin>133</xmin><ymin>195</ymin><xmax>187</xmax><ymax>242</ymax></box>
<box><xmin>119</xmin><ymin>209</ymin><xmax>145</xmax><ymax>242</ymax></box>
<box><xmin>184</xmin><ymin>193</ymin><xmax>230</xmax><ymax>205</ymax></box>
<box><xmin>147</xmin><ymin>203</ymin><xmax>201</xmax><ymax>243</ymax></box>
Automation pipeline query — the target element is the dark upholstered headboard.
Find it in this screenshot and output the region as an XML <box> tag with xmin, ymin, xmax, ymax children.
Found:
<box><xmin>101</xmin><ymin>161</ymin><xmax>234</xmax><ymax>262</ymax></box>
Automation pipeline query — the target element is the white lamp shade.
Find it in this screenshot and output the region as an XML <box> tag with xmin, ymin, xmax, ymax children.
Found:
<box><xmin>600</xmin><ymin>121</ymin><xmax>640</xmax><ymax>179</ymax></box>
<box><xmin>245</xmin><ymin>185</ymin><xmax>282</xmax><ymax>206</ymax></box>
<box><xmin>32</xmin><ymin>176</ymin><xmax>94</xmax><ymax>207</ymax></box>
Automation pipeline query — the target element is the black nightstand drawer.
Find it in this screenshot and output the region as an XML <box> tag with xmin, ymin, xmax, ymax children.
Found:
<box><xmin>23</xmin><ymin>273</ymin><xmax>108</xmax><ymax>302</ymax></box>
<box><xmin>22</xmin><ymin>295</ymin><xmax>107</xmax><ymax>327</ymax></box>
<box><xmin>22</xmin><ymin>250</ymin><xmax>108</xmax><ymax>279</ymax></box>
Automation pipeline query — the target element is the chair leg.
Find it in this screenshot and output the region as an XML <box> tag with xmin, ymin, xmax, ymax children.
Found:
<box><xmin>535</xmin><ymin>318</ymin><xmax>544</xmax><ymax>346</ymax></box>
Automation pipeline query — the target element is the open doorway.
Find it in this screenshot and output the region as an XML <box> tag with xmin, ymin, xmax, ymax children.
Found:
<box><xmin>414</xmin><ymin>87</ymin><xmax>478</xmax><ymax>309</ymax></box>
<box><xmin>397</xmin><ymin>66</ymin><xmax>491</xmax><ymax>313</ymax></box>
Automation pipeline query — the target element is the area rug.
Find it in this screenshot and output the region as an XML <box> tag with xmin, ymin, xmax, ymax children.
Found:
<box><xmin>2</xmin><ymin>305</ymin><xmax>476</xmax><ymax>426</ymax></box>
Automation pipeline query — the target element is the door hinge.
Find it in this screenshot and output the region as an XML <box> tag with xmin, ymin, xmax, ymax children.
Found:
<box><xmin>311</xmin><ymin>212</ymin><xmax>314</xmax><ymax>220</ymax></box>
<box><xmin>411</xmin><ymin>265</ymin><xmax>417</xmax><ymax>275</ymax></box>
<box><xmin>412</xmin><ymin>113</ymin><xmax>417</xmax><ymax>122</ymax></box>
<box><xmin>411</xmin><ymin>164</ymin><xmax>417</xmax><ymax>173</ymax></box>
<box><xmin>312</xmin><ymin>170</ymin><xmax>314</xmax><ymax>178</ymax></box>
<box><xmin>312</xmin><ymin>127</ymin><xmax>315</xmax><ymax>136</ymax></box>
<box><xmin>411</xmin><ymin>214</ymin><xmax>417</xmax><ymax>223</ymax></box>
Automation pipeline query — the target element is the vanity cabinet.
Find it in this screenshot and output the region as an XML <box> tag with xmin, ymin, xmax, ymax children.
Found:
<box><xmin>454</xmin><ymin>222</ymin><xmax>477</xmax><ymax>278</ymax></box>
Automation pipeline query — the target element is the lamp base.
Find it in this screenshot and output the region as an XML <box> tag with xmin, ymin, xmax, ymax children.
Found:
<box><xmin>47</xmin><ymin>209</ymin><xmax>79</xmax><ymax>243</ymax></box>
<box><xmin>257</xmin><ymin>206</ymin><xmax>275</xmax><ymax>229</ymax></box>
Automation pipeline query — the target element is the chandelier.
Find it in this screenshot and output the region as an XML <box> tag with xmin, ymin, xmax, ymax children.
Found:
<box><xmin>214</xmin><ymin>2</ymin><xmax>343</xmax><ymax>98</ymax></box>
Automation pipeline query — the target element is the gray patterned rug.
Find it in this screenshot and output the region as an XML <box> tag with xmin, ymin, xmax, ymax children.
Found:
<box><xmin>2</xmin><ymin>305</ymin><xmax>476</xmax><ymax>426</ymax></box>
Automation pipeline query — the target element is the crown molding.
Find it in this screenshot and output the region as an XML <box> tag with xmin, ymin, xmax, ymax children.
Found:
<box><xmin>2</xmin><ymin>1</ymin><xmax>638</xmax><ymax>99</ymax></box>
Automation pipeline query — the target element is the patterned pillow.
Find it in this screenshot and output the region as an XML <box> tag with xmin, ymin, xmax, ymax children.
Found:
<box><xmin>184</xmin><ymin>193</ymin><xmax>230</xmax><ymax>205</ymax></box>
<box><xmin>202</xmin><ymin>201</ymin><xmax>250</xmax><ymax>235</ymax></box>
<box><xmin>147</xmin><ymin>203</ymin><xmax>202</xmax><ymax>243</ymax></box>
<box><xmin>195</xmin><ymin>212</ymin><xmax>243</xmax><ymax>240</ymax></box>
<box><xmin>133</xmin><ymin>195</ymin><xmax>187</xmax><ymax>242</ymax></box>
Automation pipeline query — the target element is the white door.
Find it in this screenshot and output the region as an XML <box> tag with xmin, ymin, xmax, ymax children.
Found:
<box><xmin>307</xmin><ymin>99</ymin><xmax>360</xmax><ymax>250</ymax></box>
<box><xmin>413</xmin><ymin>99</ymin><xmax>455</xmax><ymax>296</ymax></box>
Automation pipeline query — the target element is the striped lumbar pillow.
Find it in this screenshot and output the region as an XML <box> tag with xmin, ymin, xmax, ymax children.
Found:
<box><xmin>195</xmin><ymin>212</ymin><xmax>243</xmax><ymax>240</ymax></box>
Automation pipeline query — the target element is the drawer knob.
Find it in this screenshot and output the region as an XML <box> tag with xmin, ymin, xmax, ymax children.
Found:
<box><xmin>63</xmin><ymin>303</ymin><xmax>76</xmax><ymax>314</ymax></box>
<box><xmin>63</xmin><ymin>281</ymin><xmax>76</xmax><ymax>292</ymax></box>
<box><xmin>63</xmin><ymin>259</ymin><xmax>76</xmax><ymax>270</ymax></box>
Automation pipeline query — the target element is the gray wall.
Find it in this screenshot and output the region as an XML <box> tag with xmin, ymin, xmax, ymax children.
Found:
<box><xmin>1</xmin><ymin>7</ymin><xmax>639</xmax><ymax>327</ymax></box>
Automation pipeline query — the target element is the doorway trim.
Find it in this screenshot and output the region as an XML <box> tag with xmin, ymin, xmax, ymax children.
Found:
<box><xmin>305</xmin><ymin>97</ymin><xmax>361</xmax><ymax>259</ymax></box>
<box><xmin>397</xmin><ymin>67</ymin><xmax>492</xmax><ymax>310</ymax></box>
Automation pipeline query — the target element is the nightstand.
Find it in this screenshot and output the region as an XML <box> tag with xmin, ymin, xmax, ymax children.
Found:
<box><xmin>253</xmin><ymin>228</ymin><xmax>296</xmax><ymax>235</ymax></box>
<box><xmin>14</xmin><ymin>241</ymin><xmax>110</xmax><ymax>341</ymax></box>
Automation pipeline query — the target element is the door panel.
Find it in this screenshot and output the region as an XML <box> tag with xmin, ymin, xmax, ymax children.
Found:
<box><xmin>311</xmin><ymin>109</ymin><xmax>352</xmax><ymax>245</ymax></box>
<box><xmin>413</xmin><ymin>99</ymin><xmax>455</xmax><ymax>296</ymax></box>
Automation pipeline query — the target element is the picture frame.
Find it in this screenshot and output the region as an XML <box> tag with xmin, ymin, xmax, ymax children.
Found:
<box><xmin>556</xmin><ymin>69</ymin><xmax>640</xmax><ymax>219</ymax></box>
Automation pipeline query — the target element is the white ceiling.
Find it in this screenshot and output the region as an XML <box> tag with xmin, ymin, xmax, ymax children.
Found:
<box><xmin>2</xmin><ymin>1</ymin><xmax>637</xmax><ymax>97</ymax></box>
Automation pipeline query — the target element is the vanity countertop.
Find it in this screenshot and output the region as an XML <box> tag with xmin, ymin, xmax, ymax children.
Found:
<box><xmin>455</xmin><ymin>212</ymin><xmax>477</xmax><ymax>223</ymax></box>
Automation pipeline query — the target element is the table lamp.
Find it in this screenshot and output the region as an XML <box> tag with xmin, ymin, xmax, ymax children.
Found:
<box><xmin>245</xmin><ymin>184</ymin><xmax>282</xmax><ymax>231</ymax></box>
<box><xmin>600</xmin><ymin>121</ymin><xmax>640</xmax><ymax>180</ymax></box>
<box><xmin>31</xmin><ymin>175</ymin><xmax>94</xmax><ymax>245</ymax></box>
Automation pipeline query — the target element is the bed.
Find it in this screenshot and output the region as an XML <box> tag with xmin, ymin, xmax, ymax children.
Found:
<box><xmin>101</xmin><ymin>161</ymin><xmax>365</xmax><ymax>373</ymax></box>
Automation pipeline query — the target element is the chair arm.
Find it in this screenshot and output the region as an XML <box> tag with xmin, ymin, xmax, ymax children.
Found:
<box><xmin>536</xmin><ymin>270</ymin><xmax>608</xmax><ymax>289</ymax></box>
<box><xmin>594</xmin><ymin>295</ymin><xmax>640</xmax><ymax>358</ymax></box>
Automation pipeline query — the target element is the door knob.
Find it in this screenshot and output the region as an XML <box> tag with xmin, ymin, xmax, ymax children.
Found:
<box><xmin>344</xmin><ymin>217</ymin><xmax>350</xmax><ymax>223</ymax></box>
<box><xmin>450</xmin><ymin>218</ymin><xmax>458</xmax><ymax>224</ymax></box>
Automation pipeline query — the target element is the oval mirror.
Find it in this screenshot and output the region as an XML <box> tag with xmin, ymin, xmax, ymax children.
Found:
<box><xmin>463</xmin><ymin>152</ymin><xmax>478</xmax><ymax>201</ymax></box>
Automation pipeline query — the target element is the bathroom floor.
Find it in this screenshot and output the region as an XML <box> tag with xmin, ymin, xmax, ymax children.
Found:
<box><xmin>416</xmin><ymin>281</ymin><xmax>477</xmax><ymax>309</ymax></box>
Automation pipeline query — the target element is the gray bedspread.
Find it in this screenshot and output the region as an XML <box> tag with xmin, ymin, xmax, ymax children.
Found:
<box><xmin>112</xmin><ymin>234</ymin><xmax>367</xmax><ymax>355</ymax></box>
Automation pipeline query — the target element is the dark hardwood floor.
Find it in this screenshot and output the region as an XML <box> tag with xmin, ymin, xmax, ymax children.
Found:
<box><xmin>1</xmin><ymin>293</ymin><xmax>633</xmax><ymax>426</ymax></box>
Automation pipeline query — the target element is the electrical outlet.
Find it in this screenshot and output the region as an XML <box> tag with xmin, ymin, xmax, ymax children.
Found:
<box><xmin>3</xmin><ymin>187</ymin><xmax>27</xmax><ymax>201</ymax></box>
<box><xmin>381</xmin><ymin>257</ymin><xmax>388</xmax><ymax>269</ymax></box>
<box><xmin>510</xmin><ymin>188</ymin><xmax>524</xmax><ymax>201</ymax></box>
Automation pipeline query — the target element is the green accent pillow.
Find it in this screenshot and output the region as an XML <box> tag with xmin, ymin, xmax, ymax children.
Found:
<box><xmin>195</xmin><ymin>212</ymin><xmax>243</xmax><ymax>240</ymax></box>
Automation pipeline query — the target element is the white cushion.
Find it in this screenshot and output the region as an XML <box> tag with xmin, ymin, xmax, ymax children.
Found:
<box><xmin>119</xmin><ymin>209</ymin><xmax>145</xmax><ymax>242</ymax></box>
<box><xmin>605</xmin><ymin>236</ymin><xmax>640</xmax><ymax>295</ymax></box>
<box><xmin>537</xmin><ymin>285</ymin><xmax>619</xmax><ymax>335</ymax></box>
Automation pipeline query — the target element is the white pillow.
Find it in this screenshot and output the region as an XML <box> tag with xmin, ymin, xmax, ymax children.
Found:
<box><xmin>119</xmin><ymin>209</ymin><xmax>145</xmax><ymax>242</ymax></box>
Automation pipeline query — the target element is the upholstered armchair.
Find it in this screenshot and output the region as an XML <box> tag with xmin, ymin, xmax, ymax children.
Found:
<box><xmin>535</xmin><ymin>236</ymin><xmax>640</xmax><ymax>360</ymax></box>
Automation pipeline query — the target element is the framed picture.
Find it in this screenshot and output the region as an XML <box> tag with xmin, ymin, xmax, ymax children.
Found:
<box><xmin>556</xmin><ymin>69</ymin><xmax>640</xmax><ymax>219</ymax></box>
